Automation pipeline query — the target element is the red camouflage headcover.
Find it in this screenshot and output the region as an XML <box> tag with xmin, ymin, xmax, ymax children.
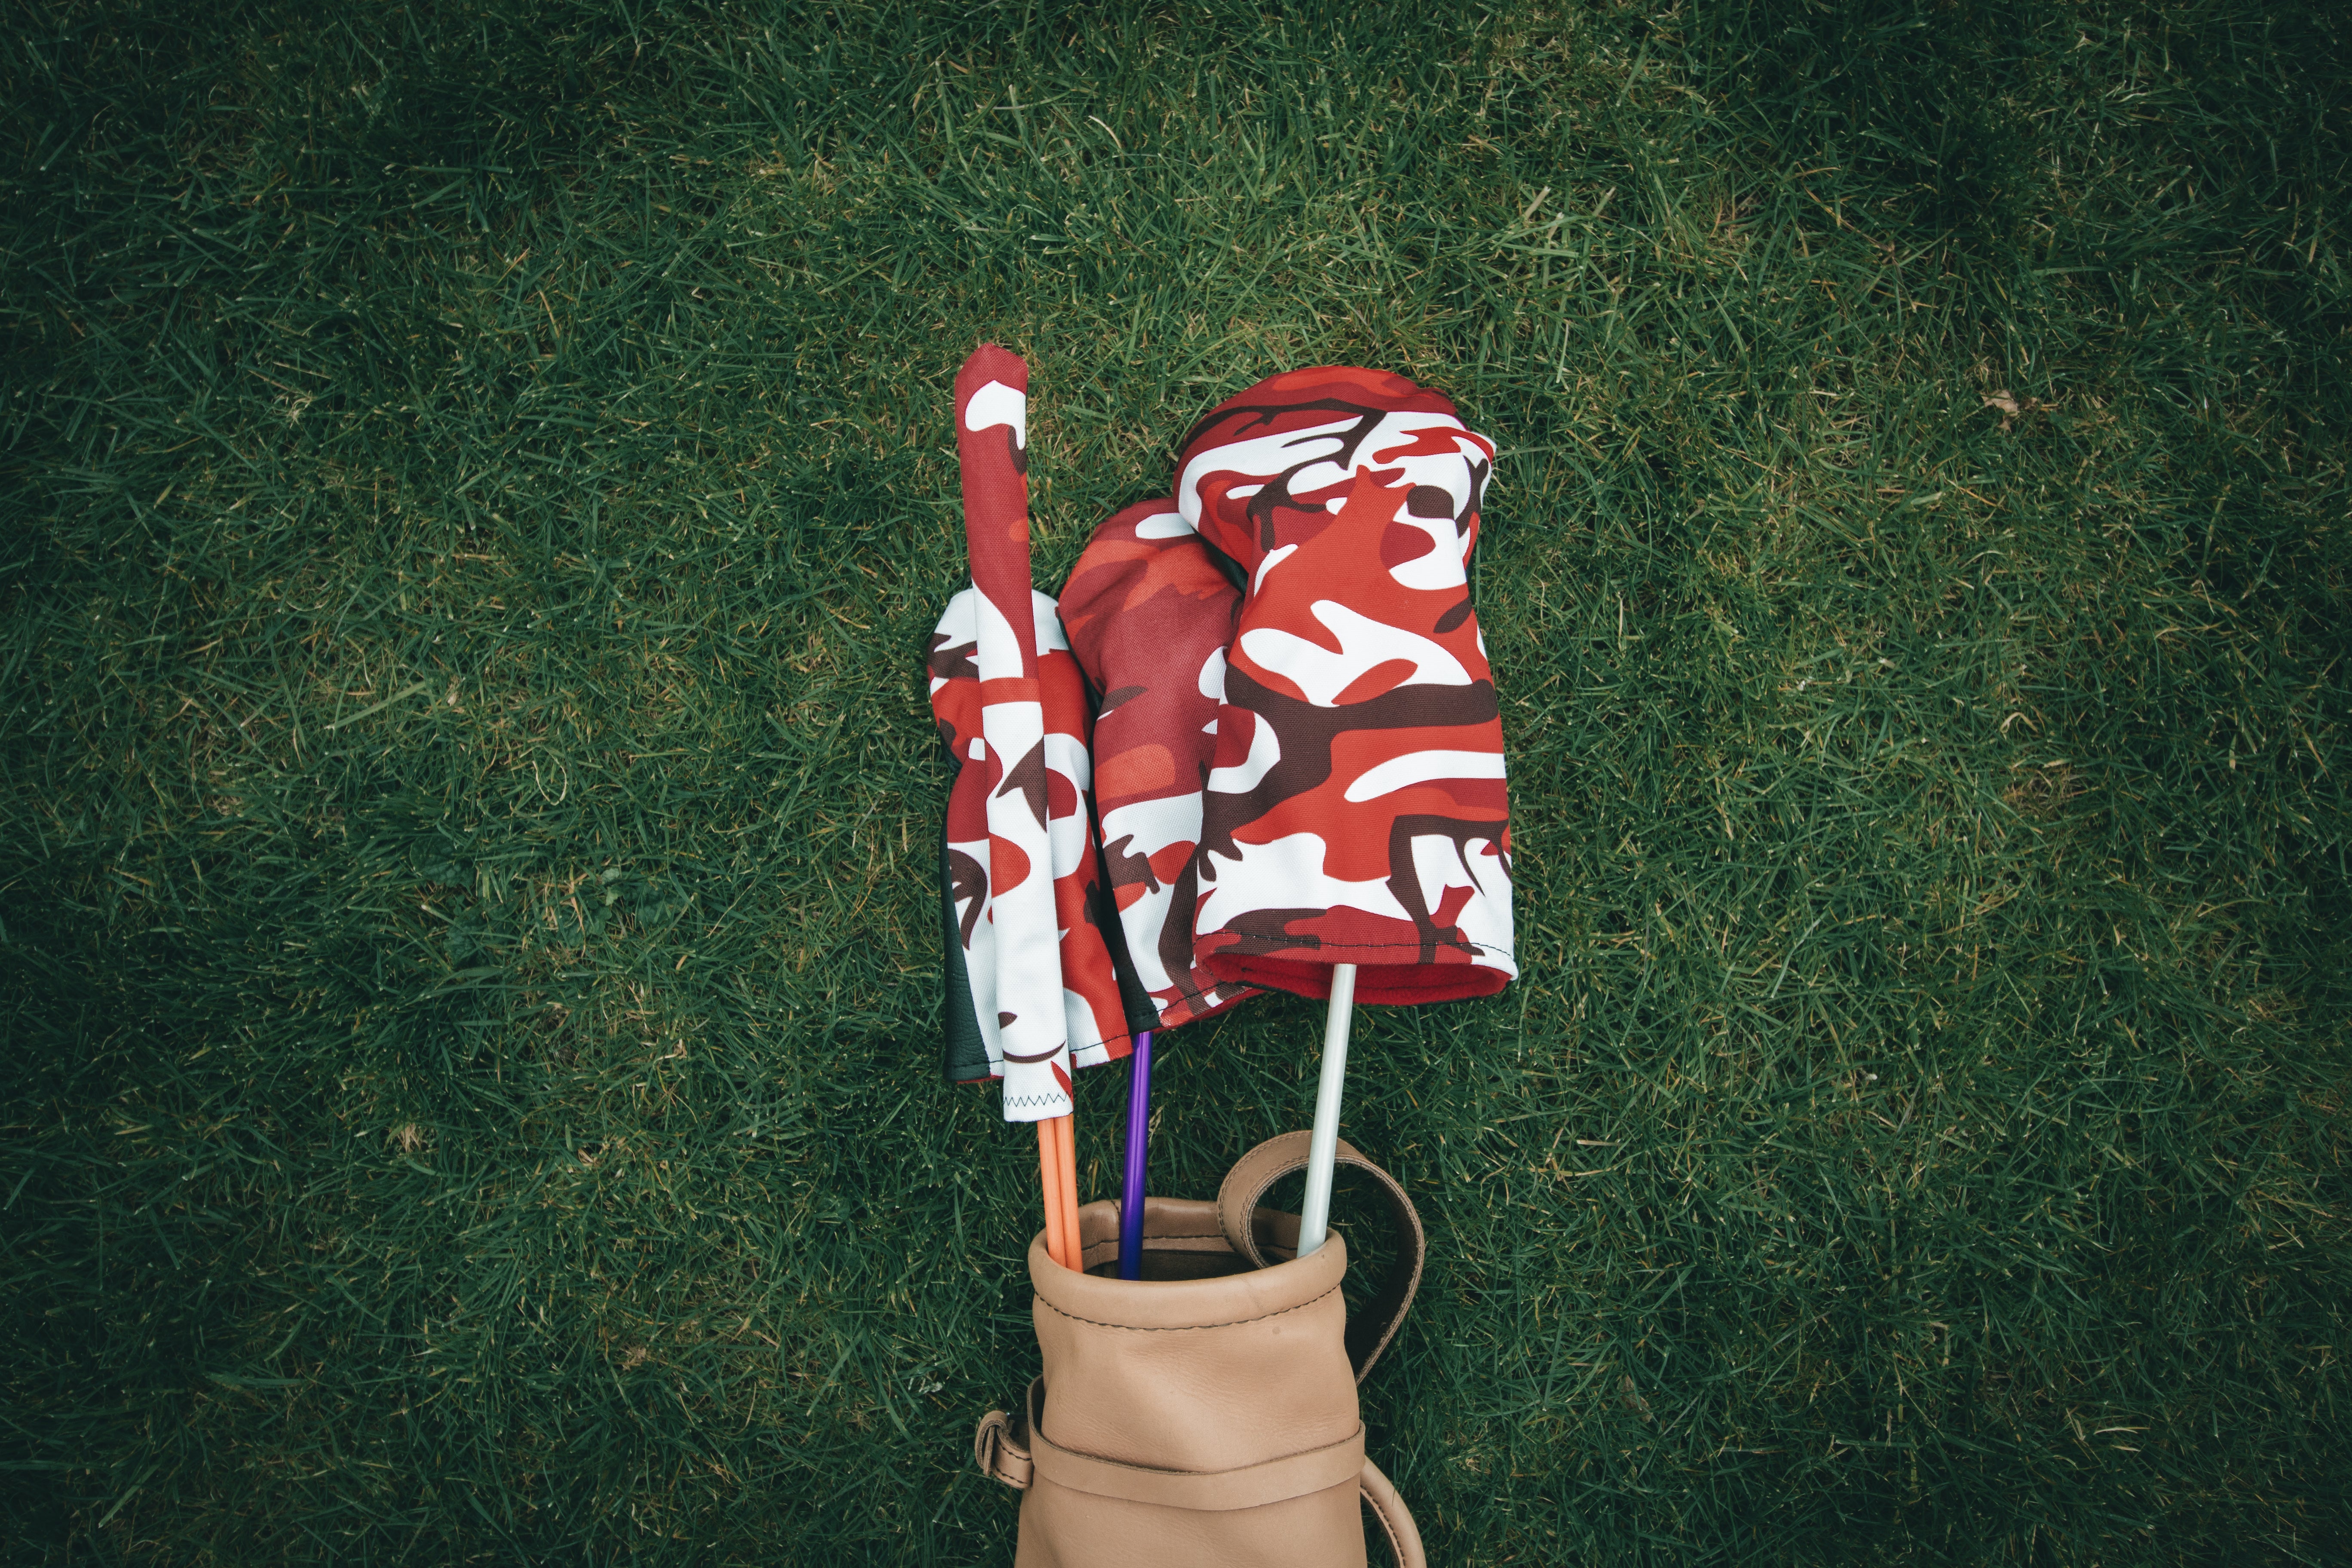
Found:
<box><xmin>928</xmin><ymin>586</ymin><xmax>1138</xmax><ymax>1081</ymax></box>
<box><xmin>1176</xmin><ymin>366</ymin><xmax>1516</xmax><ymax>1004</ymax></box>
<box><xmin>929</xmin><ymin>346</ymin><xmax>1136</xmax><ymax>1117</ymax></box>
<box><xmin>1058</xmin><ymin>500</ymin><xmax>1259</xmax><ymax>1032</ymax></box>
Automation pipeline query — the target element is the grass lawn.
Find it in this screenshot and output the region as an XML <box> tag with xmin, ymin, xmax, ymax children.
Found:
<box><xmin>5</xmin><ymin>2</ymin><xmax>2349</xmax><ymax>1562</ymax></box>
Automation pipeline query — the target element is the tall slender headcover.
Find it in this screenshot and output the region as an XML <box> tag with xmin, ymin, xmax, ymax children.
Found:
<box><xmin>956</xmin><ymin>347</ymin><xmax>1070</xmax><ymax>1118</ymax></box>
<box><xmin>1176</xmin><ymin>366</ymin><xmax>1516</xmax><ymax>1004</ymax></box>
<box><xmin>930</xmin><ymin>346</ymin><xmax>1137</xmax><ymax>1118</ymax></box>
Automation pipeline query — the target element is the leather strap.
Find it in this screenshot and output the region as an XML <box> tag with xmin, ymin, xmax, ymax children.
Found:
<box><xmin>1215</xmin><ymin>1131</ymin><xmax>1425</xmax><ymax>1382</ymax></box>
<box><xmin>1359</xmin><ymin>1457</ymin><xmax>1427</xmax><ymax>1567</ymax></box>
<box><xmin>974</xmin><ymin>1406</ymin><xmax>1031</xmax><ymax>1490</ymax></box>
<box><xmin>1017</xmin><ymin>1378</ymin><xmax>1365</xmax><ymax>1510</ymax></box>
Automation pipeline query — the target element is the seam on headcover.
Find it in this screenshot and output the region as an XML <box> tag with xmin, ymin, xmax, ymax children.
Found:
<box><xmin>1199</xmin><ymin>937</ymin><xmax>1516</xmax><ymax>959</ymax></box>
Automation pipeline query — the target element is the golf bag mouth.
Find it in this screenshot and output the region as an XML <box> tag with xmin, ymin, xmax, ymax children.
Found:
<box><xmin>1031</xmin><ymin>1197</ymin><xmax>1348</xmax><ymax>1314</ymax></box>
<box><xmin>1069</xmin><ymin>1195</ymin><xmax>1302</xmax><ymax>1281</ymax></box>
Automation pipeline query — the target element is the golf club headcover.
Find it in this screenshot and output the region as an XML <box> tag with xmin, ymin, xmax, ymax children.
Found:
<box><xmin>936</xmin><ymin>345</ymin><xmax>1137</xmax><ymax>1120</ymax></box>
<box><xmin>1176</xmin><ymin>366</ymin><xmax>1516</xmax><ymax>1004</ymax></box>
<box><xmin>1059</xmin><ymin>500</ymin><xmax>1260</xmax><ymax>1032</ymax></box>
<box><xmin>929</xmin><ymin>588</ymin><xmax>1139</xmax><ymax>1090</ymax></box>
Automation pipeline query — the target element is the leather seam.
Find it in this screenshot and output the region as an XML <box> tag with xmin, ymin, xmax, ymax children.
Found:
<box><xmin>1364</xmin><ymin>1485</ymin><xmax>1405</xmax><ymax>1561</ymax></box>
<box><xmin>1035</xmin><ymin>1277</ymin><xmax>1341</xmax><ymax>1332</ymax></box>
<box><xmin>1037</xmin><ymin>1424</ymin><xmax>1363</xmax><ymax>1482</ymax></box>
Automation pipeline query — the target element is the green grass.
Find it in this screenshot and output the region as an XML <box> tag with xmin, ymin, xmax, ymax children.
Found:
<box><xmin>3</xmin><ymin>1</ymin><xmax>2348</xmax><ymax>1562</ymax></box>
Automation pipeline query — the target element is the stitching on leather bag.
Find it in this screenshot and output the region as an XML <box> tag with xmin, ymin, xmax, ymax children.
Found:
<box><xmin>1035</xmin><ymin>1278</ymin><xmax>1341</xmax><ymax>1332</ymax></box>
<box><xmin>1040</xmin><ymin>1423</ymin><xmax>1363</xmax><ymax>1481</ymax></box>
<box><xmin>1363</xmin><ymin>1477</ymin><xmax>1405</xmax><ymax>1561</ymax></box>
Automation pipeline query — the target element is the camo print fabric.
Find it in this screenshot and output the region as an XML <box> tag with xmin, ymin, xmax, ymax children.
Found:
<box><xmin>927</xmin><ymin>588</ymin><xmax>1138</xmax><ymax>1095</ymax></box>
<box><xmin>934</xmin><ymin>346</ymin><xmax>1136</xmax><ymax>1121</ymax></box>
<box><xmin>1059</xmin><ymin>500</ymin><xmax>1260</xmax><ymax>1032</ymax></box>
<box><xmin>1176</xmin><ymin>366</ymin><xmax>1516</xmax><ymax>1004</ymax></box>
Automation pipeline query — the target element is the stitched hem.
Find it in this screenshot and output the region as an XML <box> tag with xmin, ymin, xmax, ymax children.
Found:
<box><xmin>1035</xmin><ymin>1278</ymin><xmax>1341</xmax><ymax>1333</ymax></box>
<box><xmin>1201</xmin><ymin>935</ymin><xmax>1516</xmax><ymax>960</ymax></box>
<box><xmin>1035</xmin><ymin>1424</ymin><xmax>1365</xmax><ymax>1489</ymax></box>
<box><xmin>1204</xmin><ymin>950</ymin><xmax>1511</xmax><ymax>1004</ymax></box>
<box><xmin>973</xmin><ymin>1030</ymin><xmax>1143</xmax><ymax>1083</ymax></box>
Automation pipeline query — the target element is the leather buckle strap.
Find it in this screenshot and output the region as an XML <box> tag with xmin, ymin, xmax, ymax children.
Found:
<box><xmin>1215</xmin><ymin>1132</ymin><xmax>1426</xmax><ymax>1382</ymax></box>
<box><xmin>974</xmin><ymin>1406</ymin><xmax>1032</xmax><ymax>1490</ymax></box>
<box><xmin>1021</xmin><ymin>1379</ymin><xmax>1365</xmax><ymax>1511</ymax></box>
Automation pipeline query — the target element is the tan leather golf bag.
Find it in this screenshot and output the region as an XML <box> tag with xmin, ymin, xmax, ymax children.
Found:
<box><xmin>974</xmin><ymin>1132</ymin><xmax>1427</xmax><ymax>1567</ymax></box>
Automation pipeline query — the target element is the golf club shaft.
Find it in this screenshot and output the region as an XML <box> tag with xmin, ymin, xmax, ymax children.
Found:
<box><xmin>1117</xmin><ymin>1031</ymin><xmax>1155</xmax><ymax>1280</ymax></box>
<box><xmin>1051</xmin><ymin>1114</ymin><xmax>1082</xmax><ymax>1271</ymax></box>
<box><xmin>1037</xmin><ymin>1120</ymin><xmax>1070</xmax><ymax>1269</ymax></box>
<box><xmin>1296</xmin><ymin>963</ymin><xmax>1358</xmax><ymax>1257</ymax></box>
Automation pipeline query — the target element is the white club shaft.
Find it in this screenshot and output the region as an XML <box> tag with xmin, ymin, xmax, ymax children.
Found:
<box><xmin>1295</xmin><ymin>963</ymin><xmax>1358</xmax><ymax>1258</ymax></box>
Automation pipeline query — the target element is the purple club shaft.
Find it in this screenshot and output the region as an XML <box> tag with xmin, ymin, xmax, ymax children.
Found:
<box><xmin>1117</xmin><ymin>1031</ymin><xmax>1155</xmax><ymax>1280</ymax></box>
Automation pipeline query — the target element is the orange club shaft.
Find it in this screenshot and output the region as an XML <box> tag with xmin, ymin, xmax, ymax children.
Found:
<box><xmin>1036</xmin><ymin>1115</ymin><xmax>1082</xmax><ymax>1271</ymax></box>
<box><xmin>1037</xmin><ymin>1121</ymin><xmax>1067</xmax><ymax>1269</ymax></box>
<box><xmin>1054</xmin><ymin>1115</ymin><xmax>1082</xmax><ymax>1270</ymax></box>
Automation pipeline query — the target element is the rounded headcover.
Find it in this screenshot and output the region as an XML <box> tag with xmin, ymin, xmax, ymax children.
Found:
<box><xmin>1174</xmin><ymin>367</ymin><xmax>1515</xmax><ymax>1004</ymax></box>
